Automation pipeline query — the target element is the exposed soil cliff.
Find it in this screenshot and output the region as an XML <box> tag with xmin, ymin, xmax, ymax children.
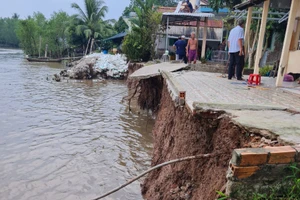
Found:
<box><xmin>140</xmin><ymin>80</ymin><xmax>280</xmax><ymax>200</ymax></box>
<box><xmin>126</xmin><ymin>63</ymin><xmax>283</xmax><ymax>200</ymax></box>
<box><xmin>127</xmin><ymin>63</ymin><xmax>163</xmax><ymax>113</ymax></box>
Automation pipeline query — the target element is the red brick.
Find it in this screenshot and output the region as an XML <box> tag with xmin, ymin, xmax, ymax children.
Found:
<box><xmin>230</xmin><ymin>164</ymin><xmax>260</xmax><ymax>179</ymax></box>
<box><xmin>265</xmin><ymin>146</ymin><xmax>296</xmax><ymax>164</ymax></box>
<box><xmin>232</xmin><ymin>148</ymin><xmax>268</xmax><ymax>166</ymax></box>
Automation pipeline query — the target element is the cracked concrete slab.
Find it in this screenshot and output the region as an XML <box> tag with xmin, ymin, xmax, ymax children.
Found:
<box><xmin>164</xmin><ymin>71</ymin><xmax>300</xmax><ymax>144</ymax></box>
<box><xmin>129</xmin><ymin>62</ymin><xmax>187</xmax><ymax>80</ymax></box>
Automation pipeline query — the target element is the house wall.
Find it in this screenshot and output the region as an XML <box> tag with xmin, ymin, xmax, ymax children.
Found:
<box><xmin>168</xmin><ymin>26</ymin><xmax>223</xmax><ymax>41</ymax></box>
<box><xmin>157</xmin><ymin>36</ymin><xmax>220</xmax><ymax>50</ymax></box>
<box><xmin>287</xmin><ymin>50</ymin><xmax>300</xmax><ymax>73</ymax></box>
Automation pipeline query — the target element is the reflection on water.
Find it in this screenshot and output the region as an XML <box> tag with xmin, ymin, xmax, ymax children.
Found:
<box><xmin>0</xmin><ymin>49</ymin><xmax>153</xmax><ymax>200</ymax></box>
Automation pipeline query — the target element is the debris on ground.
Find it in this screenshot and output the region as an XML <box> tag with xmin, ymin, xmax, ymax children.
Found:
<box><xmin>58</xmin><ymin>53</ymin><xmax>128</xmax><ymax>80</ymax></box>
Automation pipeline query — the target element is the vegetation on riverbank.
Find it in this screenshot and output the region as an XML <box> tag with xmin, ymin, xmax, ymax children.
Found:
<box><xmin>123</xmin><ymin>0</ymin><xmax>162</xmax><ymax>62</ymax></box>
<box><xmin>16</xmin><ymin>0</ymin><xmax>116</xmax><ymax>58</ymax></box>
<box><xmin>0</xmin><ymin>14</ymin><xmax>20</xmax><ymax>48</ymax></box>
<box><xmin>0</xmin><ymin>0</ymin><xmax>179</xmax><ymax>58</ymax></box>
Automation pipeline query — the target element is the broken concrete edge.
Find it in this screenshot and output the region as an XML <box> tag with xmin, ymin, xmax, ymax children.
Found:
<box><xmin>193</xmin><ymin>102</ymin><xmax>287</xmax><ymax>112</ymax></box>
<box><xmin>161</xmin><ymin>70</ymin><xmax>186</xmax><ymax>106</ymax></box>
<box><xmin>129</xmin><ymin>72</ymin><xmax>161</xmax><ymax>80</ymax></box>
<box><xmin>128</xmin><ymin>62</ymin><xmax>188</xmax><ymax>80</ymax></box>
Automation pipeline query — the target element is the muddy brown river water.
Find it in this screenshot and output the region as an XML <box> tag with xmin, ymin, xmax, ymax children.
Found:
<box><xmin>0</xmin><ymin>48</ymin><xmax>154</xmax><ymax>200</ymax></box>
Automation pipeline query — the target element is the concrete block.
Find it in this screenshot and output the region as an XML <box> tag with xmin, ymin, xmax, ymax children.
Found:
<box><xmin>231</xmin><ymin>148</ymin><xmax>268</xmax><ymax>166</ymax></box>
<box><xmin>230</xmin><ymin>164</ymin><xmax>260</xmax><ymax>179</ymax></box>
<box><xmin>265</xmin><ymin>146</ymin><xmax>296</xmax><ymax>164</ymax></box>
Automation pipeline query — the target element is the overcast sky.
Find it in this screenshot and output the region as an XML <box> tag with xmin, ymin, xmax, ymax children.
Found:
<box><xmin>1</xmin><ymin>0</ymin><xmax>131</xmax><ymax>20</ymax></box>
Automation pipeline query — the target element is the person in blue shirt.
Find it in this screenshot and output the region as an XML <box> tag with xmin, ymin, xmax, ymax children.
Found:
<box><xmin>174</xmin><ymin>35</ymin><xmax>187</xmax><ymax>64</ymax></box>
<box><xmin>173</xmin><ymin>36</ymin><xmax>181</xmax><ymax>60</ymax></box>
<box><xmin>186</xmin><ymin>0</ymin><xmax>193</xmax><ymax>13</ymax></box>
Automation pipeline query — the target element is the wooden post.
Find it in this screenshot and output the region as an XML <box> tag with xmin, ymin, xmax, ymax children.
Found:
<box><xmin>291</xmin><ymin>19</ymin><xmax>300</xmax><ymax>51</ymax></box>
<box><xmin>90</xmin><ymin>38</ymin><xmax>94</xmax><ymax>55</ymax></box>
<box><xmin>201</xmin><ymin>17</ymin><xmax>208</xmax><ymax>59</ymax></box>
<box><xmin>85</xmin><ymin>38</ymin><xmax>91</xmax><ymax>56</ymax></box>
<box><xmin>276</xmin><ymin>0</ymin><xmax>300</xmax><ymax>87</ymax></box>
<box><xmin>244</xmin><ymin>7</ymin><xmax>253</xmax><ymax>62</ymax></box>
<box><xmin>166</xmin><ymin>16</ymin><xmax>169</xmax><ymax>50</ymax></box>
<box><xmin>254</xmin><ymin>0</ymin><xmax>270</xmax><ymax>74</ymax></box>
<box><xmin>196</xmin><ymin>19</ymin><xmax>200</xmax><ymax>57</ymax></box>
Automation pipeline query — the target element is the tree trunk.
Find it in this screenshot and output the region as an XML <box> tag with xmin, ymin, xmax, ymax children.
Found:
<box><xmin>248</xmin><ymin>19</ymin><xmax>260</xmax><ymax>68</ymax></box>
<box><xmin>85</xmin><ymin>38</ymin><xmax>91</xmax><ymax>56</ymax></box>
<box><xmin>89</xmin><ymin>38</ymin><xmax>94</xmax><ymax>55</ymax></box>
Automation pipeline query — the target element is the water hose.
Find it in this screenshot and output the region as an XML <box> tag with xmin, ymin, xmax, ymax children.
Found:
<box><xmin>92</xmin><ymin>153</ymin><xmax>221</xmax><ymax>200</ymax></box>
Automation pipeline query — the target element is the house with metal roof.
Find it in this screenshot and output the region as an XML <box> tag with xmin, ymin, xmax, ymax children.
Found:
<box><xmin>234</xmin><ymin>0</ymin><xmax>299</xmax><ymax>87</ymax></box>
<box><xmin>156</xmin><ymin>1</ymin><xmax>228</xmax><ymax>60</ymax></box>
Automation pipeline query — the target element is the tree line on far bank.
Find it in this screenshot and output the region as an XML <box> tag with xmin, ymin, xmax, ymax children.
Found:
<box><xmin>0</xmin><ymin>0</ymin><xmax>180</xmax><ymax>60</ymax></box>
<box><xmin>0</xmin><ymin>14</ymin><xmax>20</xmax><ymax>48</ymax></box>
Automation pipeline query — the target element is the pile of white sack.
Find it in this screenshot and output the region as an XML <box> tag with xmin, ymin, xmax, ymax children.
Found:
<box><xmin>86</xmin><ymin>53</ymin><xmax>128</xmax><ymax>78</ymax></box>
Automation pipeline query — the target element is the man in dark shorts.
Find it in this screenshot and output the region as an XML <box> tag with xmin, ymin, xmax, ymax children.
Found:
<box><xmin>173</xmin><ymin>36</ymin><xmax>181</xmax><ymax>60</ymax></box>
<box><xmin>227</xmin><ymin>19</ymin><xmax>245</xmax><ymax>80</ymax></box>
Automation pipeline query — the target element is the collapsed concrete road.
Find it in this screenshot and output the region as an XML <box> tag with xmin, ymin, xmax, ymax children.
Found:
<box><xmin>127</xmin><ymin>63</ymin><xmax>300</xmax><ymax>200</ymax></box>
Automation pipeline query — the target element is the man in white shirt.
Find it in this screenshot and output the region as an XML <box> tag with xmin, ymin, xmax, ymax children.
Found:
<box><xmin>227</xmin><ymin>19</ymin><xmax>245</xmax><ymax>80</ymax></box>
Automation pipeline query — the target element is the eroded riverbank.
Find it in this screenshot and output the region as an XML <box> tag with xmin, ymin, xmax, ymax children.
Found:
<box><xmin>127</xmin><ymin>62</ymin><xmax>300</xmax><ymax>200</ymax></box>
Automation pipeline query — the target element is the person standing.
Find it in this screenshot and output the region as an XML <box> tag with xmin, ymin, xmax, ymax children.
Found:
<box><xmin>227</xmin><ymin>19</ymin><xmax>245</xmax><ymax>80</ymax></box>
<box><xmin>174</xmin><ymin>35</ymin><xmax>187</xmax><ymax>64</ymax></box>
<box><xmin>186</xmin><ymin>32</ymin><xmax>198</xmax><ymax>64</ymax></box>
<box><xmin>186</xmin><ymin>0</ymin><xmax>193</xmax><ymax>13</ymax></box>
<box><xmin>179</xmin><ymin>35</ymin><xmax>187</xmax><ymax>64</ymax></box>
<box><xmin>173</xmin><ymin>36</ymin><xmax>181</xmax><ymax>61</ymax></box>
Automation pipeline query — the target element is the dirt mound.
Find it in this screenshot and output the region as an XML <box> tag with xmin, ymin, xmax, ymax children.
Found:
<box><xmin>141</xmin><ymin>81</ymin><xmax>269</xmax><ymax>200</ymax></box>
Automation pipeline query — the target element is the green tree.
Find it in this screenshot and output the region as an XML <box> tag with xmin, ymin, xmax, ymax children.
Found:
<box><xmin>114</xmin><ymin>17</ymin><xmax>129</xmax><ymax>33</ymax></box>
<box><xmin>16</xmin><ymin>18</ymin><xmax>39</xmax><ymax>55</ymax></box>
<box><xmin>0</xmin><ymin>14</ymin><xmax>20</xmax><ymax>48</ymax></box>
<box><xmin>44</xmin><ymin>12</ymin><xmax>71</xmax><ymax>57</ymax></box>
<box><xmin>208</xmin><ymin>0</ymin><xmax>242</xmax><ymax>12</ymax></box>
<box><xmin>154</xmin><ymin>0</ymin><xmax>178</xmax><ymax>6</ymax></box>
<box><xmin>123</xmin><ymin>0</ymin><xmax>162</xmax><ymax>61</ymax></box>
<box><xmin>16</xmin><ymin>12</ymin><xmax>72</xmax><ymax>57</ymax></box>
<box><xmin>71</xmin><ymin>0</ymin><xmax>115</xmax><ymax>54</ymax></box>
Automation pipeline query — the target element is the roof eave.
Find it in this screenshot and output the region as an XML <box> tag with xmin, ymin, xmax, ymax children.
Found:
<box><xmin>234</xmin><ymin>0</ymin><xmax>266</xmax><ymax>10</ymax></box>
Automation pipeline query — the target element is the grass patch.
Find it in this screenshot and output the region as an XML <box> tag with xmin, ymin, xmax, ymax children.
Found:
<box><xmin>217</xmin><ymin>164</ymin><xmax>300</xmax><ymax>200</ymax></box>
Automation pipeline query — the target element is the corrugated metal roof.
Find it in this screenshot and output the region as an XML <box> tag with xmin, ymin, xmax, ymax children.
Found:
<box><xmin>234</xmin><ymin>0</ymin><xmax>265</xmax><ymax>10</ymax></box>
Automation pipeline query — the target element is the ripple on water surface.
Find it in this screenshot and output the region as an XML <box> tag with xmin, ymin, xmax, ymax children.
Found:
<box><xmin>0</xmin><ymin>49</ymin><xmax>154</xmax><ymax>200</ymax></box>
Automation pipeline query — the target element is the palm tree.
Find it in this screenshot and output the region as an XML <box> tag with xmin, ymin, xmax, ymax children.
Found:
<box><xmin>71</xmin><ymin>0</ymin><xmax>114</xmax><ymax>55</ymax></box>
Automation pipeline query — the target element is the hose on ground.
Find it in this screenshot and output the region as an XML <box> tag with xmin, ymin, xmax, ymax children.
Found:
<box><xmin>92</xmin><ymin>152</ymin><xmax>221</xmax><ymax>200</ymax></box>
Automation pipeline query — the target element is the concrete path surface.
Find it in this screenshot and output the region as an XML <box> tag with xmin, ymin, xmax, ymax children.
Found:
<box><xmin>170</xmin><ymin>71</ymin><xmax>300</xmax><ymax>112</ymax></box>
<box><xmin>165</xmin><ymin>71</ymin><xmax>300</xmax><ymax>144</ymax></box>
